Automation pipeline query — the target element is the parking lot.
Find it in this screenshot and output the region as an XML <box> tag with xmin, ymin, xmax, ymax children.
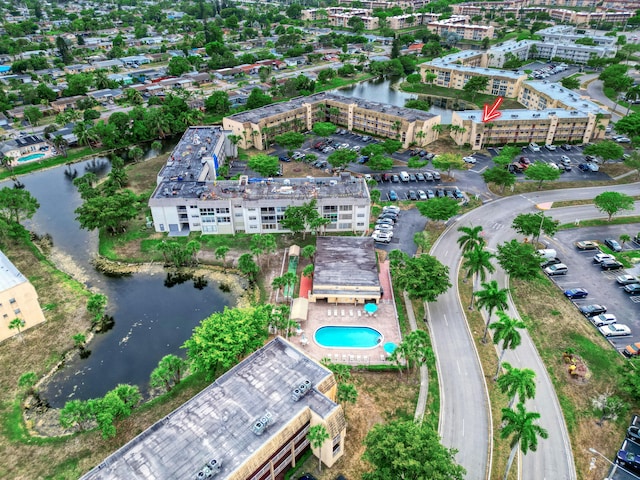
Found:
<box><xmin>370</xmin><ymin>207</ymin><xmax>427</xmax><ymax>257</ymax></box>
<box><xmin>542</xmin><ymin>225</ymin><xmax>640</xmax><ymax>353</ymax></box>
<box><xmin>522</xmin><ymin>61</ymin><xmax>582</xmax><ymax>83</ymax></box>
<box><xmin>488</xmin><ymin>145</ymin><xmax>612</xmax><ymax>182</ymax></box>
<box><xmin>607</xmin><ymin>414</ymin><xmax>640</xmax><ymax>480</ymax></box>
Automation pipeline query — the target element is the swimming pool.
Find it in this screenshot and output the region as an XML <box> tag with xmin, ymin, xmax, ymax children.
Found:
<box><xmin>314</xmin><ymin>326</ymin><xmax>383</xmax><ymax>349</ymax></box>
<box><xmin>18</xmin><ymin>153</ymin><xmax>45</xmax><ymax>163</ymax></box>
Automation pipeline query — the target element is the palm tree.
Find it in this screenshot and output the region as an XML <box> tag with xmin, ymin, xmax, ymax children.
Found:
<box><xmin>457</xmin><ymin>225</ymin><xmax>485</xmax><ymax>254</ymax></box>
<box><xmin>625</xmin><ymin>85</ymin><xmax>640</xmax><ymax>115</ymax></box>
<box><xmin>93</xmin><ymin>69</ymin><xmax>110</xmax><ymax>89</ymax></box>
<box><xmin>462</xmin><ymin>245</ymin><xmax>495</xmax><ymax>309</ymax></box>
<box><xmin>215</xmin><ymin>246</ymin><xmax>229</xmax><ymax>268</ymax></box>
<box><xmin>497</xmin><ymin>362</ymin><xmax>536</xmax><ymax>408</ymax></box>
<box><xmin>392</xmin><ymin>120</ymin><xmax>402</xmax><ymax>139</ymax></box>
<box><xmin>53</xmin><ymin>134</ymin><xmax>69</xmax><ymax>157</ymax></box>
<box><xmin>490</xmin><ymin>311</ymin><xmax>526</xmax><ymax>380</ymax></box>
<box><xmin>337</xmin><ymin>383</ymin><xmax>358</xmax><ymax>414</ymax></box>
<box><xmin>281</xmin><ymin>271</ymin><xmax>298</xmax><ymax>299</ymax></box>
<box><xmin>307</xmin><ymin>424</ymin><xmax>330</xmax><ymax>472</ymax></box>
<box><xmin>9</xmin><ymin>317</ymin><xmax>26</xmax><ymax>341</ymax></box>
<box><xmin>415</xmin><ymin>130</ymin><xmax>426</xmax><ymax>146</ymax></box>
<box><xmin>431</xmin><ymin>124</ymin><xmax>444</xmax><ymax>138</ymax></box>
<box><xmin>73</xmin><ymin>122</ymin><xmax>97</xmax><ymax>151</ymax></box>
<box><xmin>271</xmin><ymin>275</ymin><xmax>287</xmax><ymax>300</ymax></box>
<box><xmin>620</xmin><ymin>233</ymin><xmax>631</xmax><ymax>247</ymax></box>
<box><xmin>475</xmin><ymin>280</ymin><xmax>510</xmax><ymax>343</ymax></box>
<box><xmin>501</xmin><ymin>403</ymin><xmax>548</xmax><ymax>480</ymax></box>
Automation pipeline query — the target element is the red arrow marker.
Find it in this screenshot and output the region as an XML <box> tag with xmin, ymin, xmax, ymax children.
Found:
<box><xmin>482</xmin><ymin>97</ymin><xmax>503</xmax><ymax>123</ymax></box>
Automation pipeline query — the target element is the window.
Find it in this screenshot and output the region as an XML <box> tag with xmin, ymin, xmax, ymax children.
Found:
<box><xmin>160</xmin><ymin>224</ymin><xmax>165</xmax><ymax>231</ymax></box>
<box><xmin>190</xmin><ymin>205</ymin><xmax>198</xmax><ymax>209</ymax></box>
<box><xmin>338</xmin><ymin>222</ymin><xmax>351</xmax><ymax>229</ymax></box>
<box><xmin>357</xmin><ymin>222</ymin><xmax>365</xmax><ymax>227</ymax></box>
<box><xmin>339</xmin><ymin>205</ymin><xmax>352</xmax><ymax>211</ymax></box>
<box><xmin>248</xmin><ymin>216</ymin><xmax>257</xmax><ymax>221</ymax></box>
<box><xmin>217</xmin><ymin>216</ymin><xmax>231</xmax><ymax>223</ymax></box>
<box><xmin>357</xmin><ymin>213</ymin><xmax>365</xmax><ymax>217</ymax></box>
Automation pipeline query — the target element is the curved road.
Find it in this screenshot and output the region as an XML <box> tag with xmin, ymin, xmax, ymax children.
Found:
<box><xmin>427</xmin><ymin>183</ymin><xmax>639</xmax><ymax>480</ymax></box>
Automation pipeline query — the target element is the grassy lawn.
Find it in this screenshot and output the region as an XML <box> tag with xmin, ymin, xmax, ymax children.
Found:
<box><xmin>559</xmin><ymin>215</ymin><xmax>640</xmax><ymax>230</ymax></box>
<box><xmin>552</xmin><ymin>195</ymin><xmax>640</xmax><ymax>209</ymax></box>
<box><xmin>400</xmin><ymin>82</ymin><xmax>524</xmax><ymax>110</ymax></box>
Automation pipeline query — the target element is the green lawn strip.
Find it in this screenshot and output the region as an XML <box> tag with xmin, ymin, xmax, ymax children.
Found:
<box><xmin>315</xmin><ymin>73</ymin><xmax>374</xmax><ymax>93</ymax></box>
<box><xmin>558</xmin><ymin>215</ymin><xmax>640</xmax><ymax>230</ymax></box>
<box><xmin>457</xmin><ymin>276</ymin><xmax>514</xmax><ymax>480</ymax></box>
<box><xmin>410</xmin><ymin>299</ymin><xmax>440</xmax><ymax>428</ymax></box>
<box><xmin>551</xmin><ymin>196</ymin><xmax>640</xmax><ymax>209</ymax></box>
<box><xmin>510</xmin><ymin>274</ymin><xmax>630</xmax><ymax>479</ymax></box>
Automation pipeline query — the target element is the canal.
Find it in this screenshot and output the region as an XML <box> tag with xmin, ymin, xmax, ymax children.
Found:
<box><xmin>3</xmin><ymin>153</ymin><xmax>235</xmax><ymax>407</ymax></box>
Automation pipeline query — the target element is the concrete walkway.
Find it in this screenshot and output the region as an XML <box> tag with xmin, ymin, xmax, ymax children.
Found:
<box><xmin>402</xmin><ymin>291</ymin><xmax>429</xmax><ymax>423</ymax></box>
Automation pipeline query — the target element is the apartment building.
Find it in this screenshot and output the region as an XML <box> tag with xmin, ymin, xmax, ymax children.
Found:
<box><xmin>421</xmin><ymin>58</ymin><xmax>527</xmax><ymax>97</ymax></box>
<box><xmin>148</xmin><ymin>125</ymin><xmax>371</xmax><ymax>236</ymax></box>
<box><xmin>301</xmin><ymin>7</ymin><xmax>379</xmax><ymax>29</ymax></box>
<box><xmin>337</xmin><ymin>0</ymin><xmax>431</xmax><ymax>9</ymax></box>
<box><xmin>222</xmin><ymin>92</ymin><xmax>441</xmax><ymax>151</ymax></box>
<box><xmin>549</xmin><ymin>8</ymin><xmax>633</xmax><ymax>24</ymax></box>
<box><xmin>81</xmin><ymin>336</ymin><xmax>347</xmax><ymax>480</ymax></box>
<box><xmin>537</xmin><ymin>25</ymin><xmax>616</xmax><ymax>47</ymax></box>
<box><xmin>425</xmin><ymin>17</ymin><xmax>495</xmax><ymax>41</ymax></box>
<box><xmin>451</xmin><ymin>107</ymin><xmax>606</xmax><ymax>149</ymax></box>
<box><xmin>0</xmin><ymin>250</ymin><xmax>47</xmax><ymax>342</ymax></box>
<box><xmin>387</xmin><ymin>12</ymin><xmax>441</xmax><ymax>30</ymax></box>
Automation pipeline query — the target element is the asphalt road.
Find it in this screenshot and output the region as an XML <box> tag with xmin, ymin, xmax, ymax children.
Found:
<box><xmin>427</xmin><ymin>183</ymin><xmax>640</xmax><ymax>480</ymax></box>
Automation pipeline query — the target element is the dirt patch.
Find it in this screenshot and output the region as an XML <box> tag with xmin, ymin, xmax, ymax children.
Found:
<box><xmin>295</xmin><ymin>370</ymin><xmax>420</xmax><ymax>480</ymax></box>
<box><xmin>126</xmin><ymin>154</ymin><xmax>170</xmax><ymax>195</ymax></box>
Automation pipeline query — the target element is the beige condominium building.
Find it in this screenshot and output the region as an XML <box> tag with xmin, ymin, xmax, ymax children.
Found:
<box><xmin>0</xmin><ymin>250</ymin><xmax>46</xmax><ymax>342</ymax></box>
<box><xmin>149</xmin><ymin>125</ymin><xmax>371</xmax><ymax>236</ymax></box>
<box><xmin>301</xmin><ymin>7</ymin><xmax>379</xmax><ymax>29</ymax></box>
<box><xmin>222</xmin><ymin>92</ymin><xmax>441</xmax><ymax>151</ymax></box>
<box><xmin>81</xmin><ymin>337</ymin><xmax>347</xmax><ymax>480</ymax></box>
<box><xmin>425</xmin><ymin>15</ymin><xmax>495</xmax><ymax>41</ymax></box>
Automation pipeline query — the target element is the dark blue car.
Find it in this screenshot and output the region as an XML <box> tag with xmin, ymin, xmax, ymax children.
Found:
<box><xmin>617</xmin><ymin>450</ymin><xmax>640</xmax><ymax>472</ymax></box>
<box><xmin>564</xmin><ymin>288</ymin><xmax>588</xmax><ymax>299</ymax></box>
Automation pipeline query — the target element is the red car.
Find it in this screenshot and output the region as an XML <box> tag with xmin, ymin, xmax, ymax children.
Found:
<box><xmin>623</xmin><ymin>342</ymin><xmax>640</xmax><ymax>357</ymax></box>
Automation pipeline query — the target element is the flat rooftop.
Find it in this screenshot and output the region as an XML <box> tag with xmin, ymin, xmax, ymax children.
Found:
<box><xmin>151</xmin><ymin>175</ymin><xmax>370</xmax><ymax>202</ymax></box>
<box><xmin>456</xmin><ymin>107</ymin><xmax>597</xmax><ymax>122</ymax></box>
<box><xmin>524</xmin><ymin>81</ymin><xmax>607</xmax><ymax>114</ymax></box>
<box><xmin>0</xmin><ymin>250</ymin><xmax>27</xmax><ymax>291</ymax></box>
<box><xmin>225</xmin><ymin>92</ymin><xmax>437</xmax><ymax>125</ymax></box>
<box><xmin>428</xmin><ymin>58</ymin><xmax>526</xmax><ymax>80</ymax></box>
<box><xmin>81</xmin><ymin>337</ymin><xmax>337</xmax><ymax>480</ymax></box>
<box><xmin>313</xmin><ymin>237</ymin><xmax>380</xmax><ymax>290</ymax></box>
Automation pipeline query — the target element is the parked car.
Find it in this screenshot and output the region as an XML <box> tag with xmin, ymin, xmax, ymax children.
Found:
<box><xmin>383</xmin><ymin>205</ymin><xmax>400</xmax><ymax>214</ymax></box>
<box><xmin>416</xmin><ymin>173</ymin><xmax>425</xmax><ymax>182</ymax></box>
<box><xmin>426</xmin><ymin>189</ymin><xmax>435</xmax><ymax>199</ymax></box>
<box><xmin>409</xmin><ymin>173</ymin><xmax>417</xmax><ymax>182</ymax></box>
<box><xmin>578</xmin><ymin>163</ymin><xmax>599</xmax><ymax>172</ymax></box>
<box><xmin>591</xmin><ymin>314</ymin><xmax>617</xmax><ymax>327</ymax></box>
<box><xmin>408</xmin><ymin>190</ymin><xmax>417</xmax><ymax>200</ymax></box>
<box><xmin>374</xmin><ymin>223</ymin><xmax>394</xmax><ymax>232</ymax></box>
<box><xmin>376</xmin><ymin>218</ymin><xmax>394</xmax><ymax>226</ymax></box>
<box><xmin>371</xmin><ymin>232</ymin><xmax>392</xmax><ymax>244</ymax></box>
<box><xmin>575</xmin><ymin>241</ymin><xmax>599</xmax><ymax>250</ymax></box>
<box><xmin>579</xmin><ymin>304</ymin><xmax>607</xmax><ymax>317</ymax></box>
<box><xmin>299</xmin><ymin>473</ymin><xmax>319</xmax><ymax>480</ymax></box>
<box><xmin>616</xmin><ymin>274</ymin><xmax>638</xmax><ymax>285</ymax></box>
<box><xmin>423</xmin><ymin>172</ymin><xmax>434</xmax><ymax>181</ymax></box>
<box><xmin>540</xmin><ymin>257</ymin><xmax>562</xmax><ymax>268</ymax></box>
<box><xmin>418</xmin><ymin>190</ymin><xmax>427</xmax><ymax>200</ymax></box>
<box><xmin>391</xmin><ymin>175</ymin><xmax>400</xmax><ymax>183</ymax></box>
<box><xmin>564</xmin><ymin>288</ymin><xmax>588</xmax><ymax>299</ymax></box>
<box><xmin>453</xmin><ymin>188</ymin><xmax>464</xmax><ymax>199</ymax></box>
<box><xmin>388</xmin><ymin>190</ymin><xmax>398</xmax><ymax>201</ymax></box>
<box><xmin>435</xmin><ymin>189</ymin><xmax>445</xmax><ymax>198</ymax></box>
<box><xmin>374</xmin><ymin>227</ymin><xmax>394</xmax><ymax>236</ymax></box>
<box><xmin>624</xmin><ymin>283</ymin><xmax>640</xmax><ymax>294</ymax></box>
<box><xmin>601</xmin><ymin>259</ymin><xmax>624</xmax><ymax>270</ymax></box>
<box><xmin>623</xmin><ymin>343</ymin><xmax>640</xmax><ymax>358</ymax></box>
<box><xmin>627</xmin><ymin>425</ymin><xmax>640</xmax><ymax>440</ymax></box>
<box><xmin>560</xmin><ymin>155</ymin><xmax>571</xmax><ymax>164</ymax></box>
<box><xmin>463</xmin><ymin>156</ymin><xmax>477</xmax><ymax>164</ymax></box>
<box><xmin>599</xmin><ymin>324</ymin><xmax>631</xmax><ymax>337</ymax></box>
<box><xmin>545</xmin><ymin>263</ymin><xmax>568</xmax><ymax>276</ymax></box>
<box><xmin>593</xmin><ymin>253</ymin><xmax>615</xmax><ymax>263</ymax></box>
<box><xmin>529</xmin><ymin>142</ymin><xmax>541</xmax><ymax>152</ymax></box>
<box><xmin>561</xmin><ymin>144</ymin><xmax>572</xmax><ymax>151</ymax></box>
<box><xmin>431</xmin><ymin>171</ymin><xmax>441</xmax><ymax>181</ymax></box>
<box><xmin>617</xmin><ymin>450</ymin><xmax>640</xmax><ymax>471</ymax></box>
<box><xmin>545</xmin><ymin>144</ymin><xmax>557</xmax><ymax>151</ymax></box>
<box><xmin>278</xmin><ymin>155</ymin><xmax>291</xmax><ymax>162</ymax></box>
<box><xmin>605</xmin><ymin>238</ymin><xmax>622</xmax><ymax>252</ymax></box>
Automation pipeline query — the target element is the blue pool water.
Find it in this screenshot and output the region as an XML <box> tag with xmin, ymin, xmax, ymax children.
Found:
<box><xmin>384</xmin><ymin>342</ymin><xmax>397</xmax><ymax>354</ymax></box>
<box><xmin>314</xmin><ymin>326</ymin><xmax>383</xmax><ymax>349</ymax></box>
<box><xmin>19</xmin><ymin>153</ymin><xmax>45</xmax><ymax>162</ymax></box>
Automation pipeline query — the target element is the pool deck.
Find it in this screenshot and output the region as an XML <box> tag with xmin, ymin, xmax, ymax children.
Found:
<box><xmin>289</xmin><ymin>260</ymin><xmax>403</xmax><ymax>365</ymax></box>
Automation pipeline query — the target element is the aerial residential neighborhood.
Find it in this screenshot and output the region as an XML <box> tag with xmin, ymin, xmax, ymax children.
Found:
<box><xmin>1</xmin><ymin>0</ymin><xmax>640</xmax><ymax>479</ymax></box>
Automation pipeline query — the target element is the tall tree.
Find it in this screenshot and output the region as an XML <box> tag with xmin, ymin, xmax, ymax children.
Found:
<box><xmin>337</xmin><ymin>383</ymin><xmax>358</xmax><ymax>414</ymax></box>
<box><xmin>150</xmin><ymin>354</ymin><xmax>187</xmax><ymax>393</ymax></box>
<box><xmin>497</xmin><ymin>362</ymin><xmax>536</xmax><ymax>408</ymax></box>
<box><xmin>362</xmin><ymin>420</ymin><xmax>465</xmax><ymax>480</ymax></box>
<box><xmin>238</xmin><ymin>253</ymin><xmax>259</xmax><ymax>283</ymax></box>
<box><xmin>390</xmin><ymin>250</ymin><xmax>451</xmax><ymax>301</ymax></box>
<box><xmin>462</xmin><ymin>245</ymin><xmax>495</xmax><ymax>309</ymax></box>
<box><xmin>8</xmin><ymin>317</ymin><xmax>26</xmax><ymax>341</ymax></box>
<box><xmin>511</xmin><ymin>212</ymin><xmax>559</xmax><ymax>243</ymax></box>
<box><xmin>474</xmin><ymin>280</ymin><xmax>509</xmax><ymax>343</ymax></box>
<box><xmin>594</xmin><ymin>191</ymin><xmax>634</xmax><ymax>221</ymax></box>
<box><xmin>248</xmin><ymin>154</ymin><xmax>280</xmax><ymax>177</ymax></box>
<box><xmin>307</xmin><ymin>424</ymin><xmax>330</xmax><ymax>472</ymax></box>
<box><xmin>183</xmin><ymin>305</ymin><xmax>271</xmax><ymax>379</ymax></box>
<box><xmin>496</xmin><ymin>240</ymin><xmax>540</xmax><ymax>280</ymax></box>
<box><xmin>416</xmin><ymin>197</ymin><xmax>460</xmax><ymax>223</ymax></box>
<box><xmin>457</xmin><ymin>225</ymin><xmax>485</xmax><ymax>254</ymax></box>
<box><xmin>482</xmin><ymin>166</ymin><xmax>516</xmax><ymax>193</ymax></box>
<box><xmin>75</xmin><ymin>190</ymin><xmax>140</xmax><ymax>234</ymax></box>
<box><xmin>214</xmin><ymin>246</ymin><xmax>230</xmax><ymax>268</ymax></box>
<box><xmin>0</xmin><ymin>187</ymin><xmax>39</xmax><ymax>224</ymax></box>
<box><xmin>500</xmin><ymin>403</ymin><xmax>548</xmax><ymax>480</ymax></box>
<box><xmin>524</xmin><ymin>162</ymin><xmax>561</xmax><ymax>189</ymax></box>
<box><xmin>490</xmin><ymin>312</ymin><xmax>526</xmax><ymax>380</ymax></box>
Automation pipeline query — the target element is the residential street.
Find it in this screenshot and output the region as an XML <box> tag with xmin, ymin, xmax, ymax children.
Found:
<box><xmin>428</xmin><ymin>183</ymin><xmax>639</xmax><ymax>480</ymax></box>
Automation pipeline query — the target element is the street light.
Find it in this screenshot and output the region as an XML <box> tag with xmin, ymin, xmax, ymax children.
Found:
<box><xmin>589</xmin><ymin>447</ymin><xmax>640</xmax><ymax>480</ymax></box>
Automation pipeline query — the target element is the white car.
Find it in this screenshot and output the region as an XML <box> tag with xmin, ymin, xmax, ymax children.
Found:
<box><xmin>617</xmin><ymin>274</ymin><xmax>638</xmax><ymax>285</ymax></box>
<box><xmin>374</xmin><ymin>224</ymin><xmax>394</xmax><ymax>233</ymax></box>
<box><xmin>417</xmin><ymin>190</ymin><xmax>427</xmax><ymax>200</ymax></box>
<box><xmin>560</xmin><ymin>155</ymin><xmax>571</xmax><ymax>164</ymax></box>
<box><xmin>593</xmin><ymin>253</ymin><xmax>615</xmax><ymax>264</ymax></box>
<box><xmin>463</xmin><ymin>156</ymin><xmax>477</xmax><ymax>164</ymax></box>
<box><xmin>545</xmin><ymin>144</ymin><xmax>557</xmax><ymax>151</ymax></box>
<box><xmin>599</xmin><ymin>324</ymin><xmax>631</xmax><ymax>337</ymax></box>
<box><xmin>364</xmin><ymin>174</ymin><xmax>372</xmax><ymax>181</ymax></box>
<box><xmin>371</xmin><ymin>232</ymin><xmax>392</xmax><ymax>244</ymax></box>
<box><xmin>592</xmin><ymin>314</ymin><xmax>617</xmax><ymax>327</ymax></box>
<box><xmin>383</xmin><ymin>205</ymin><xmax>400</xmax><ymax>214</ymax></box>
<box><xmin>529</xmin><ymin>143</ymin><xmax>541</xmax><ymax>152</ymax></box>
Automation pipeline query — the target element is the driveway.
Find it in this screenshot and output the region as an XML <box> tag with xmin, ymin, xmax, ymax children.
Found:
<box><xmin>427</xmin><ymin>182</ymin><xmax>639</xmax><ymax>480</ymax></box>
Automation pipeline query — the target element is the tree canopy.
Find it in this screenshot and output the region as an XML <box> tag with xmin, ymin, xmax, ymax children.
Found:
<box><xmin>594</xmin><ymin>191</ymin><xmax>635</xmax><ymax>221</ymax></box>
<box><xmin>362</xmin><ymin>420</ymin><xmax>465</xmax><ymax>480</ymax></box>
<box><xmin>312</xmin><ymin>122</ymin><xmax>337</xmax><ymax>137</ymax></box>
<box><xmin>273</xmin><ymin>132</ymin><xmax>306</xmax><ymax>151</ymax></box>
<box><xmin>0</xmin><ymin>187</ymin><xmax>39</xmax><ymax>225</ymax></box>
<box><xmin>183</xmin><ymin>305</ymin><xmax>271</xmax><ymax>379</ymax></box>
<box><xmin>524</xmin><ymin>162</ymin><xmax>560</xmax><ymax>189</ymax></box>
<box><xmin>416</xmin><ymin>197</ymin><xmax>460</xmax><ymax>222</ymax></box>
<box><xmin>482</xmin><ymin>166</ymin><xmax>516</xmax><ymax>193</ymax></box>
<box><xmin>389</xmin><ymin>250</ymin><xmax>451</xmax><ymax>301</ymax></box>
<box><xmin>583</xmin><ymin>141</ymin><xmax>624</xmax><ymax>161</ymax></box>
<box><xmin>248</xmin><ymin>154</ymin><xmax>280</xmax><ymax>177</ymax></box>
<box><xmin>74</xmin><ymin>190</ymin><xmax>140</xmax><ymax>234</ymax></box>
<box><xmin>496</xmin><ymin>240</ymin><xmax>540</xmax><ymax>280</ymax></box>
<box><xmin>511</xmin><ymin>213</ymin><xmax>559</xmax><ymax>242</ymax></box>
<box><xmin>327</xmin><ymin>149</ymin><xmax>358</xmax><ymax>168</ymax></box>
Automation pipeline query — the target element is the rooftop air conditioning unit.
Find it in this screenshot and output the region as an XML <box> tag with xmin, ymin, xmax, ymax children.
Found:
<box><xmin>511</xmin><ymin>114</ymin><xmax>519</xmax><ymax>118</ymax></box>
